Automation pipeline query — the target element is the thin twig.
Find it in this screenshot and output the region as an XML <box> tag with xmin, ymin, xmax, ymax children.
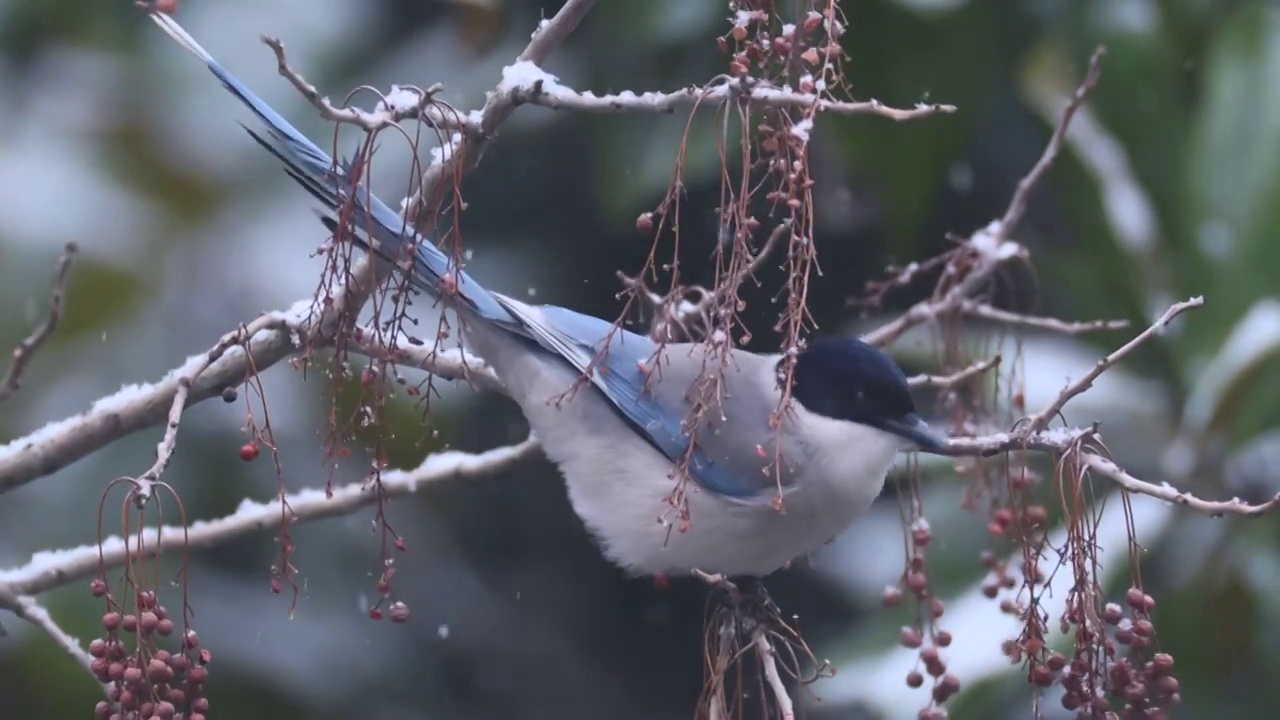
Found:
<box><xmin>130</xmin><ymin>313</ymin><xmax>295</xmax><ymax>505</ymax></box>
<box><xmin>998</xmin><ymin>46</ymin><xmax>1106</xmax><ymax>237</ymax></box>
<box><xmin>959</xmin><ymin>301</ymin><xmax>1129</xmax><ymax>335</ymax></box>
<box><xmin>263</xmin><ymin>36</ymin><xmax>463</xmax><ymax>132</ymax></box>
<box><xmin>908</xmin><ymin>355</ymin><xmax>1002</xmax><ymax>389</ymax></box>
<box><xmin>1024</xmin><ymin>296</ymin><xmax>1203</xmax><ymax>435</ymax></box>
<box><xmin>618</xmin><ymin>220</ymin><xmax>791</xmax><ymax>343</ymax></box>
<box><xmin>861</xmin><ymin>49</ymin><xmax>1106</xmax><ymax>349</ymax></box>
<box><xmin>1082</xmin><ymin>452</ymin><xmax>1280</xmax><ymax>519</ymax></box>
<box><xmin>0</xmin><ymin>242</ymin><xmax>77</xmax><ymax>403</ymax></box>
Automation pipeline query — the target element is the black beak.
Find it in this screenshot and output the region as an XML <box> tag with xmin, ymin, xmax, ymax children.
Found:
<box><xmin>881</xmin><ymin>413</ymin><xmax>950</xmax><ymax>454</ymax></box>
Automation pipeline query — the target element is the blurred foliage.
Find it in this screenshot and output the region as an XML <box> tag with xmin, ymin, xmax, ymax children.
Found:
<box><xmin>0</xmin><ymin>0</ymin><xmax>1277</xmax><ymax>719</ymax></box>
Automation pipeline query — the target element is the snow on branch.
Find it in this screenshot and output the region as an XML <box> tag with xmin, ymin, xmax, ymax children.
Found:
<box><xmin>493</xmin><ymin>70</ymin><xmax>956</xmax><ymax>121</ymax></box>
<box><xmin>0</xmin><ymin>435</ymin><xmax>539</xmax><ymax>599</ymax></box>
<box><xmin>0</xmin><ymin>303</ymin><xmax>492</xmax><ymax>497</ymax></box>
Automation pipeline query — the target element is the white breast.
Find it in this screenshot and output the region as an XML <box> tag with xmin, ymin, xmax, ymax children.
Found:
<box><xmin>467</xmin><ymin>323</ymin><xmax>906</xmax><ymax>577</ymax></box>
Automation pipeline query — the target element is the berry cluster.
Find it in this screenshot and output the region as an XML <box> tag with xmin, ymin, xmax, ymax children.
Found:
<box><xmin>882</xmin><ymin>515</ymin><xmax>963</xmax><ymax>718</ymax></box>
<box><xmin>87</xmin><ymin>580</ymin><xmax>211</xmax><ymax>720</ymax></box>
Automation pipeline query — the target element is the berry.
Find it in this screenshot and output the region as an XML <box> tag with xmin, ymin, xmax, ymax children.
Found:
<box><xmin>389</xmin><ymin>601</ymin><xmax>410</xmax><ymax>623</ymax></box>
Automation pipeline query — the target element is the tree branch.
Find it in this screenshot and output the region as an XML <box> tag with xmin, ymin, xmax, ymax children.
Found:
<box><xmin>999</xmin><ymin>46</ymin><xmax>1106</xmax><ymax>237</ymax></box>
<box><xmin>0</xmin><ymin>241</ymin><xmax>77</xmax><ymax>403</ymax></box>
<box><xmin>1023</xmin><ymin>296</ymin><xmax>1204</xmax><ymax>435</ymax></box>
<box><xmin>0</xmin><ymin>304</ymin><xmax>494</xmax><ymax>496</ymax></box>
<box><xmin>958</xmin><ymin>301</ymin><xmax>1129</xmax><ymax>335</ymax></box>
<box><xmin>908</xmin><ymin>355</ymin><xmax>1001</xmax><ymax>389</ymax></box>
<box><xmin>0</xmin><ymin>435</ymin><xmax>540</xmax><ymax>598</ymax></box>
<box><xmin>498</xmin><ymin>72</ymin><xmax>955</xmax><ymax>121</ymax></box>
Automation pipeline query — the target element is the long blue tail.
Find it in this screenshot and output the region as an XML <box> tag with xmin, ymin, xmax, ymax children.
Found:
<box><xmin>149</xmin><ymin>12</ymin><xmax>514</xmax><ymax>325</ymax></box>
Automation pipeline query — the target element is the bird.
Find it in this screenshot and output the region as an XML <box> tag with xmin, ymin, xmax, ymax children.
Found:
<box><xmin>150</xmin><ymin>12</ymin><xmax>950</xmax><ymax>579</ymax></box>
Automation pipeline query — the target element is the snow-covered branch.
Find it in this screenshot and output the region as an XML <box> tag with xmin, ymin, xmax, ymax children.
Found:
<box><xmin>0</xmin><ymin>435</ymin><xmax>539</xmax><ymax>599</ymax></box>
<box><xmin>493</xmin><ymin>68</ymin><xmax>955</xmax><ymax>121</ymax></box>
<box><xmin>0</xmin><ymin>303</ymin><xmax>493</xmax><ymax>497</ymax></box>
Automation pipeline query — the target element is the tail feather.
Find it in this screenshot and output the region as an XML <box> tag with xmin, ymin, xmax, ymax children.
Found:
<box><xmin>149</xmin><ymin>11</ymin><xmax>513</xmax><ymax>324</ymax></box>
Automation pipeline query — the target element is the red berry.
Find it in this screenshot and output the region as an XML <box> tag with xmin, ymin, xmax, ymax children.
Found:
<box><xmin>636</xmin><ymin>213</ymin><xmax>654</xmax><ymax>235</ymax></box>
<box><xmin>239</xmin><ymin>442</ymin><xmax>260</xmax><ymax>461</ymax></box>
<box><xmin>389</xmin><ymin>601</ymin><xmax>410</xmax><ymax>623</ymax></box>
<box><xmin>369</xmin><ymin>608</ymin><xmax>383</xmax><ymax>620</ymax></box>
<box><xmin>899</xmin><ymin>627</ymin><xmax>923</xmax><ymax>649</ymax></box>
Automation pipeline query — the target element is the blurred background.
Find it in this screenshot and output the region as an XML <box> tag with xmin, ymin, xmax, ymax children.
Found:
<box><xmin>1</xmin><ymin>0</ymin><xmax>1278</xmax><ymax>718</ymax></box>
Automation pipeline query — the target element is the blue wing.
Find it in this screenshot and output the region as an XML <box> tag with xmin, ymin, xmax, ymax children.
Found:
<box><xmin>498</xmin><ymin>301</ymin><xmax>763</xmax><ymax>500</ymax></box>
<box><xmin>149</xmin><ymin>11</ymin><xmax>514</xmax><ymax>326</ymax></box>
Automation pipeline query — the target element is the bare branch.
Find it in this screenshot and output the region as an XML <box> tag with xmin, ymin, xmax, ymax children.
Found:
<box><xmin>0</xmin><ymin>436</ymin><xmax>540</xmax><ymax>598</ymax></box>
<box><xmin>860</xmin><ymin>222</ymin><xmax>1027</xmax><ymax>347</ymax></box>
<box><xmin>1083</xmin><ymin>452</ymin><xmax>1280</xmax><ymax>518</ymax></box>
<box><xmin>908</xmin><ymin>355</ymin><xmax>1001</xmax><ymax>389</ymax></box>
<box><xmin>935</xmin><ymin>426</ymin><xmax>1280</xmax><ymax>518</ymax></box>
<box><xmin>861</xmin><ymin>49</ymin><xmax>1106</xmax><ymax>349</ymax></box>
<box><xmin>999</xmin><ymin>46</ymin><xmax>1106</xmax><ymax>238</ymax></box>
<box><xmin>959</xmin><ymin>301</ymin><xmax>1129</xmax><ymax>335</ymax></box>
<box><xmin>618</xmin><ymin>220</ymin><xmax>791</xmax><ymax>343</ymax></box>
<box><xmin>263</xmin><ymin>36</ymin><xmax>464</xmax><ymax>132</ymax></box>
<box><xmin>519</xmin><ymin>0</ymin><xmax>597</xmax><ymax>64</ymax></box>
<box><xmin>408</xmin><ymin>0</ymin><xmax>599</xmax><ymax>230</ymax></box>
<box><xmin>1024</xmin><ymin>296</ymin><xmax>1203</xmax><ymax>435</ymax></box>
<box><xmin>0</xmin><ymin>242</ymin><xmax>77</xmax><ymax>403</ymax></box>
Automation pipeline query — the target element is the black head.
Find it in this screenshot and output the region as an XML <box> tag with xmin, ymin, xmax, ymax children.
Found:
<box><xmin>785</xmin><ymin>335</ymin><xmax>947</xmax><ymax>453</ymax></box>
